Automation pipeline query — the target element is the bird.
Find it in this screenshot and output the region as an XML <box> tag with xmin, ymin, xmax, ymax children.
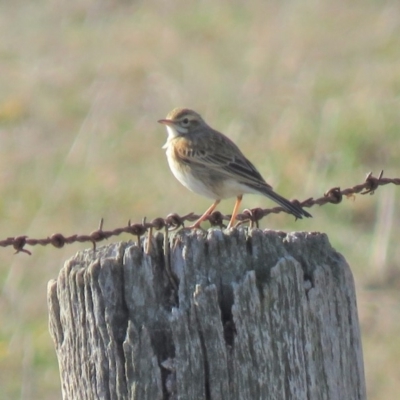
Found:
<box><xmin>158</xmin><ymin>108</ymin><xmax>312</xmax><ymax>229</ymax></box>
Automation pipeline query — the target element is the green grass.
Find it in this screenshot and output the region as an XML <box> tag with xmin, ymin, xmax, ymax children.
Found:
<box><xmin>1</xmin><ymin>0</ymin><xmax>400</xmax><ymax>398</ymax></box>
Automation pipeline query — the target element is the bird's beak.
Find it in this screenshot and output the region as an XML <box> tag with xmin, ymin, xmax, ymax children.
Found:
<box><xmin>157</xmin><ymin>118</ymin><xmax>174</xmax><ymax>126</ymax></box>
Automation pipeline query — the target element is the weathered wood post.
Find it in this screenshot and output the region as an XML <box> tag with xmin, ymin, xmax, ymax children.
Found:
<box><xmin>47</xmin><ymin>229</ymin><xmax>366</xmax><ymax>400</ymax></box>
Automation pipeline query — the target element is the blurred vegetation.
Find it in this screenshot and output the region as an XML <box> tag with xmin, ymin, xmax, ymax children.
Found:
<box><xmin>0</xmin><ymin>0</ymin><xmax>399</xmax><ymax>398</ymax></box>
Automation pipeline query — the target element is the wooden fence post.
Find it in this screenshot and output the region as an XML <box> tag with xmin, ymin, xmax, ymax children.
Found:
<box><xmin>47</xmin><ymin>229</ymin><xmax>366</xmax><ymax>400</ymax></box>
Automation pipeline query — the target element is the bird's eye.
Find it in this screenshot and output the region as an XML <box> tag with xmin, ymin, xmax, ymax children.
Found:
<box><xmin>182</xmin><ymin>118</ymin><xmax>190</xmax><ymax>126</ymax></box>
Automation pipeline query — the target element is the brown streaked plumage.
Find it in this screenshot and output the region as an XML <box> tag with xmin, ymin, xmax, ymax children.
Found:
<box><xmin>158</xmin><ymin>108</ymin><xmax>312</xmax><ymax>229</ymax></box>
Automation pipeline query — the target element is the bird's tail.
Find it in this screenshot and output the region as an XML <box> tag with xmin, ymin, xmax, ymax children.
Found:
<box><xmin>260</xmin><ymin>186</ymin><xmax>312</xmax><ymax>219</ymax></box>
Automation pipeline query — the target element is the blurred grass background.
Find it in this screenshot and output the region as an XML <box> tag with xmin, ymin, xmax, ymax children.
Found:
<box><xmin>0</xmin><ymin>0</ymin><xmax>399</xmax><ymax>398</ymax></box>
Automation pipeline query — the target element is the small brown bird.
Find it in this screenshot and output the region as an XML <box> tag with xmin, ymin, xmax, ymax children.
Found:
<box><xmin>158</xmin><ymin>108</ymin><xmax>311</xmax><ymax>229</ymax></box>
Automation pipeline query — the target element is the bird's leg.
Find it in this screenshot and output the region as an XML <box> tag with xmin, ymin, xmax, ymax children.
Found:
<box><xmin>227</xmin><ymin>195</ymin><xmax>243</xmax><ymax>229</ymax></box>
<box><xmin>189</xmin><ymin>199</ymin><xmax>221</xmax><ymax>229</ymax></box>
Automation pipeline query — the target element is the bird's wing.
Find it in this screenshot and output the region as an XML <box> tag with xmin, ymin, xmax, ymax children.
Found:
<box><xmin>173</xmin><ymin>131</ymin><xmax>273</xmax><ymax>189</ymax></box>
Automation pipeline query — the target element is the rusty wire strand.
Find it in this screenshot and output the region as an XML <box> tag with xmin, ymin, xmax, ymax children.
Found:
<box><xmin>1</xmin><ymin>171</ymin><xmax>398</xmax><ymax>255</ymax></box>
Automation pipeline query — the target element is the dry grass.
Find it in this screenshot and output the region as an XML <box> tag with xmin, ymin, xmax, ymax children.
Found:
<box><xmin>0</xmin><ymin>0</ymin><xmax>399</xmax><ymax>398</ymax></box>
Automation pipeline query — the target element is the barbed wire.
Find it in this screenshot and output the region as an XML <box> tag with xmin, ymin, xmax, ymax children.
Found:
<box><xmin>0</xmin><ymin>171</ymin><xmax>398</xmax><ymax>255</ymax></box>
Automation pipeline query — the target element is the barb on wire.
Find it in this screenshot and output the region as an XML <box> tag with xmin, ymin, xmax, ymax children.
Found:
<box><xmin>0</xmin><ymin>171</ymin><xmax>398</xmax><ymax>255</ymax></box>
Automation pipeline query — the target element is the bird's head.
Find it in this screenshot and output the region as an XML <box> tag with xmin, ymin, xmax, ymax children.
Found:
<box><xmin>158</xmin><ymin>108</ymin><xmax>206</xmax><ymax>137</ymax></box>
